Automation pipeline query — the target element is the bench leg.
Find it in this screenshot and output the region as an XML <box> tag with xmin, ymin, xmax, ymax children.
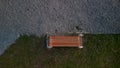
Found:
<box><xmin>78</xmin><ymin>34</ymin><xmax>84</xmax><ymax>36</ymax></box>
<box><xmin>78</xmin><ymin>46</ymin><xmax>83</xmax><ymax>48</ymax></box>
<box><xmin>47</xmin><ymin>45</ymin><xmax>53</xmax><ymax>49</ymax></box>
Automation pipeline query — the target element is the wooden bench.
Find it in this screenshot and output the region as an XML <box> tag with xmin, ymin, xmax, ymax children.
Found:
<box><xmin>47</xmin><ymin>35</ymin><xmax>83</xmax><ymax>48</ymax></box>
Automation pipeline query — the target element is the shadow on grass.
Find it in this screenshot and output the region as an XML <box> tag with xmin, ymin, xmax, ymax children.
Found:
<box><xmin>0</xmin><ymin>34</ymin><xmax>120</xmax><ymax>68</ymax></box>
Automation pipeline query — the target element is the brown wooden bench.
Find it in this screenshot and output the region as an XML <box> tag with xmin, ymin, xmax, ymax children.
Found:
<box><xmin>47</xmin><ymin>35</ymin><xmax>83</xmax><ymax>48</ymax></box>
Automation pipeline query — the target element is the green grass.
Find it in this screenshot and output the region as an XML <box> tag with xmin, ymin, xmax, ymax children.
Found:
<box><xmin>0</xmin><ymin>34</ymin><xmax>120</xmax><ymax>68</ymax></box>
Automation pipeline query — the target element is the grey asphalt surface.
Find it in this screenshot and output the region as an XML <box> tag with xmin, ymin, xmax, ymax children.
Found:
<box><xmin>0</xmin><ymin>0</ymin><xmax>120</xmax><ymax>55</ymax></box>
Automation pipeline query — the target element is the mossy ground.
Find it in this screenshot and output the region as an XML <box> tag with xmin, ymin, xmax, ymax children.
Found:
<box><xmin>0</xmin><ymin>34</ymin><xmax>120</xmax><ymax>68</ymax></box>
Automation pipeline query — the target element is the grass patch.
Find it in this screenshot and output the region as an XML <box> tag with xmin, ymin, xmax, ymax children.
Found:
<box><xmin>0</xmin><ymin>34</ymin><xmax>120</xmax><ymax>68</ymax></box>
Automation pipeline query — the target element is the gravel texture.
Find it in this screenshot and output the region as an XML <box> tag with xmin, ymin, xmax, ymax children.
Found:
<box><xmin>0</xmin><ymin>0</ymin><xmax>120</xmax><ymax>55</ymax></box>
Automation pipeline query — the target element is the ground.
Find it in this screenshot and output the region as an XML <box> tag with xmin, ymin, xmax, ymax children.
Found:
<box><xmin>0</xmin><ymin>34</ymin><xmax>120</xmax><ymax>68</ymax></box>
<box><xmin>0</xmin><ymin>0</ymin><xmax>120</xmax><ymax>55</ymax></box>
